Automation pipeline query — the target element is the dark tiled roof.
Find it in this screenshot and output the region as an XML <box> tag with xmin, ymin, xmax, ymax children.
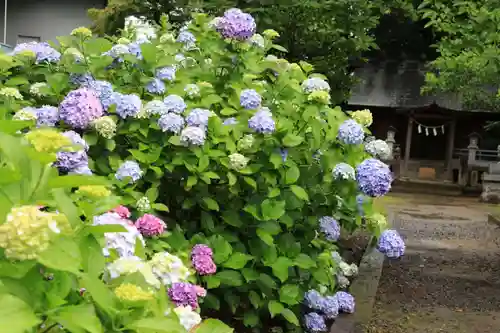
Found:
<box><xmin>347</xmin><ymin>60</ymin><xmax>492</xmax><ymax>112</ymax></box>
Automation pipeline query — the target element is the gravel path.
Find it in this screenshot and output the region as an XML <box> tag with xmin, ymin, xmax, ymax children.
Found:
<box><xmin>366</xmin><ymin>195</ymin><xmax>500</xmax><ymax>333</ymax></box>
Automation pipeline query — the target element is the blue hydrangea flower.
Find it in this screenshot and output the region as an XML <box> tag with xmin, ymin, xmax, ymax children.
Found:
<box><xmin>35</xmin><ymin>106</ymin><xmax>59</xmax><ymax>127</ymax></box>
<box><xmin>280</xmin><ymin>148</ymin><xmax>288</xmax><ymax>162</ymax></box>
<box><xmin>334</xmin><ymin>291</ymin><xmax>355</xmax><ymax>313</ymax></box>
<box><xmin>163</xmin><ymin>95</ymin><xmax>186</xmax><ymax>114</ymax></box>
<box><xmin>158</xmin><ymin>113</ymin><xmax>185</xmax><ymax>134</ymax></box>
<box><xmin>332</xmin><ymin>162</ymin><xmax>355</xmax><ymax>180</ymax></box>
<box><xmin>145</xmin><ymin>78</ymin><xmax>166</xmax><ymax>95</ymax></box>
<box><xmin>83</xmin><ymin>80</ymin><xmax>115</xmax><ymax>111</ymax></box>
<box><xmin>223</xmin><ymin>117</ymin><xmax>238</xmax><ymax>125</ymax></box>
<box><xmin>301</xmin><ymin>77</ymin><xmax>330</xmax><ymax>94</ymax></box>
<box><xmin>177</xmin><ymin>30</ymin><xmax>196</xmax><ymax>49</ymax></box>
<box><xmin>337</xmin><ymin>119</ymin><xmax>364</xmax><ymax>145</ymax></box>
<box><xmin>54</xmin><ymin>131</ymin><xmax>89</xmax><ymax>173</ymax></box>
<box><xmin>356</xmin><ymin>158</ymin><xmax>392</xmax><ymax>197</ymax></box>
<box><xmin>156</xmin><ymin>66</ymin><xmax>176</xmax><ymax>81</ymax></box>
<box><xmin>240</xmin><ymin>89</ymin><xmax>262</xmax><ymax>109</ymax></box>
<box><xmin>322</xmin><ymin>296</ymin><xmax>340</xmax><ymax>319</ymax></box>
<box><xmin>127</xmin><ymin>42</ymin><xmax>143</xmax><ymax>59</ymax></box>
<box><xmin>70</xmin><ymin>73</ymin><xmax>95</xmax><ymax>86</ymax></box>
<box><xmin>319</xmin><ymin>216</ymin><xmax>340</xmax><ymax>241</ymax></box>
<box><xmin>248</xmin><ymin>107</ymin><xmax>275</xmax><ymax>134</ymax></box>
<box><xmin>331</xmin><ymin>251</ymin><xmax>343</xmax><ymax>264</ymax></box>
<box><xmin>12</xmin><ymin>42</ymin><xmax>61</xmax><ymax>63</ymax></box>
<box><xmin>377</xmin><ymin>229</ymin><xmax>405</xmax><ymax>258</ymax></box>
<box><xmin>303</xmin><ymin>313</ymin><xmax>327</xmax><ymax>332</ymax></box>
<box><xmin>115</xmin><ymin>160</ymin><xmax>143</xmax><ymax>183</ymax></box>
<box><xmin>103</xmin><ymin>44</ymin><xmax>130</xmax><ymax>61</ymax></box>
<box><xmin>180</xmin><ymin>126</ymin><xmax>206</xmax><ymax>146</ymax></box>
<box><xmin>356</xmin><ymin>194</ymin><xmax>366</xmax><ymax>216</ymax></box>
<box><xmin>186</xmin><ymin>108</ymin><xmax>211</xmax><ymax>128</ymax></box>
<box><xmin>215</xmin><ymin>8</ymin><xmax>256</xmax><ymax>40</ymax></box>
<box><xmin>144</xmin><ymin>100</ymin><xmax>168</xmax><ymax>116</ymax></box>
<box><xmin>304</xmin><ymin>290</ymin><xmax>326</xmax><ymax>310</ymax></box>
<box><xmin>113</xmin><ymin>92</ymin><xmax>142</xmax><ymax>119</ymax></box>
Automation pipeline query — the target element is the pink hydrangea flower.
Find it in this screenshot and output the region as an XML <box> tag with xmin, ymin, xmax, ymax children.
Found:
<box><xmin>135</xmin><ymin>214</ymin><xmax>166</xmax><ymax>237</ymax></box>
<box><xmin>194</xmin><ymin>285</ymin><xmax>207</xmax><ymax>297</ymax></box>
<box><xmin>191</xmin><ymin>255</ymin><xmax>217</xmax><ymax>275</ymax></box>
<box><xmin>191</xmin><ymin>244</ymin><xmax>213</xmax><ymax>258</ymax></box>
<box><xmin>111</xmin><ymin>205</ymin><xmax>131</xmax><ymax>219</ymax></box>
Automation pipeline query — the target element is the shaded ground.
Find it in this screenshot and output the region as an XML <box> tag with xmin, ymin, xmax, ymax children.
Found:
<box><xmin>365</xmin><ymin>194</ymin><xmax>500</xmax><ymax>333</ymax></box>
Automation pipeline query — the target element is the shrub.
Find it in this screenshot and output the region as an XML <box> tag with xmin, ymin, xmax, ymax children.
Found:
<box><xmin>2</xmin><ymin>9</ymin><xmax>404</xmax><ymax>332</ymax></box>
<box><xmin>0</xmin><ymin>119</ymin><xmax>234</xmax><ymax>332</ymax></box>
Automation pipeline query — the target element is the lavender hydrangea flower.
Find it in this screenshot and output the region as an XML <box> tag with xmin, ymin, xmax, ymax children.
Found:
<box><xmin>163</xmin><ymin>95</ymin><xmax>186</xmax><ymax>114</ymax></box>
<box><xmin>144</xmin><ymin>100</ymin><xmax>168</xmax><ymax>116</ymax></box>
<box><xmin>59</xmin><ymin>88</ymin><xmax>104</xmax><ymax>129</ymax></box>
<box><xmin>70</xmin><ymin>165</ymin><xmax>93</xmax><ymax>175</ymax></box>
<box><xmin>301</xmin><ymin>77</ymin><xmax>330</xmax><ymax>94</ymax></box>
<box><xmin>35</xmin><ymin>106</ymin><xmax>59</xmax><ymax>127</ymax></box>
<box><xmin>177</xmin><ymin>30</ymin><xmax>196</xmax><ymax>49</ymax></box>
<box><xmin>304</xmin><ymin>290</ymin><xmax>326</xmax><ymax>310</ymax></box>
<box><xmin>156</xmin><ymin>66</ymin><xmax>176</xmax><ymax>81</ymax></box>
<box><xmin>168</xmin><ymin>282</ymin><xmax>198</xmax><ymax>308</ymax></box>
<box><xmin>319</xmin><ymin>216</ymin><xmax>340</xmax><ymax>241</ymax></box>
<box><xmin>158</xmin><ymin>113</ymin><xmax>185</xmax><ymax>134</ymax></box>
<box><xmin>334</xmin><ymin>291</ymin><xmax>355</xmax><ymax>313</ymax></box>
<box><xmin>215</xmin><ymin>8</ymin><xmax>256</xmax><ymax>40</ymax></box>
<box><xmin>377</xmin><ymin>229</ymin><xmax>405</xmax><ymax>258</ymax></box>
<box><xmin>127</xmin><ymin>42</ymin><xmax>143</xmax><ymax>59</ymax></box>
<box><xmin>303</xmin><ymin>313</ymin><xmax>327</xmax><ymax>332</ymax></box>
<box><xmin>356</xmin><ymin>158</ymin><xmax>392</xmax><ymax>197</ymax></box>
<box><xmin>186</xmin><ymin>108</ymin><xmax>211</xmax><ymax>128</ymax></box>
<box><xmin>180</xmin><ymin>126</ymin><xmax>206</xmax><ymax>146</ymax></box>
<box><xmin>240</xmin><ymin>89</ymin><xmax>262</xmax><ymax>109</ymax></box>
<box><xmin>12</xmin><ymin>42</ymin><xmax>61</xmax><ymax>63</ymax></box>
<box><xmin>322</xmin><ymin>296</ymin><xmax>340</xmax><ymax>319</ymax></box>
<box><xmin>115</xmin><ymin>161</ymin><xmax>143</xmax><ymax>183</ymax></box>
<box><xmin>248</xmin><ymin>107</ymin><xmax>275</xmax><ymax>134</ymax></box>
<box><xmin>145</xmin><ymin>78</ymin><xmax>166</xmax><ymax>94</ymax></box>
<box><xmin>54</xmin><ymin>131</ymin><xmax>89</xmax><ymax>173</ymax></box>
<box><xmin>70</xmin><ymin>73</ymin><xmax>95</xmax><ymax>86</ymax></box>
<box><xmin>84</xmin><ymin>80</ymin><xmax>115</xmax><ymax>111</ymax></box>
<box><xmin>113</xmin><ymin>92</ymin><xmax>142</xmax><ymax>119</ymax></box>
<box><xmin>337</xmin><ymin>119</ymin><xmax>364</xmax><ymax>145</ymax></box>
<box><xmin>223</xmin><ymin>117</ymin><xmax>237</xmax><ymax>125</ymax></box>
<box><xmin>332</xmin><ymin>162</ymin><xmax>355</xmax><ymax>180</ymax></box>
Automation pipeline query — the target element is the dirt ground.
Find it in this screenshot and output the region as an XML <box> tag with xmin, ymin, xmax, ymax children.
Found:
<box><xmin>365</xmin><ymin>194</ymin><xmax>500</xmax><ymax>333</ymax></box>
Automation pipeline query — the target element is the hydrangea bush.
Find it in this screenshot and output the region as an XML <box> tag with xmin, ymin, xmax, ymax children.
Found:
<box><xmin>0</xmin><ymin>119</ymin><xmax>232</xmax><ymax>332</ymax></box>
<box><xmin>1</xmin><ymin>9</ymin><xmax>405</xmax><ymax>332</ymax></box>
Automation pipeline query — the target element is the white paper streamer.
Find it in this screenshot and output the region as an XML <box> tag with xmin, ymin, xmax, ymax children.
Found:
<box><xmin>441</xmin><ymin>125</ymin><xmax>445</xmax><ymax>134</ymax></box>
<box><xmin>433</xmin><ymin>128</ymin><xmax>437</xmax><ymax>136</ymax></box>
<box><xmin>425</xmin><ymin>128</ymin><xmax>429</xmax><ymax>136</ymax></box>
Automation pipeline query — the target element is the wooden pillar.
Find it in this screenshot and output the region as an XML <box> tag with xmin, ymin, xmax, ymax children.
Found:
<box><xmin>403</xmin><ymin>116</ymin><xmax>413</xmax><ymax>177</ymax></box>
<box><xmin>445</xmin><ymin>116</ymin><xmax>456</xmax><ymax>179</ymax></box>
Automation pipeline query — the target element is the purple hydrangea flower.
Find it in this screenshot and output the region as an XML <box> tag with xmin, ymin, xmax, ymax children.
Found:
<box><xmin>115</xmin><ymin>160</ymin><xmax>143</xmax><ymax>183</ymax></box>
<box><xmin>12</xmin><ymin>42</ymin><xmax>61</xmax><ymax>63</ymax></box>
<box><xmin>146</xmin><ymin>78</ymin><xmax>166</xmax><ymax>94</ymax></box>
<box><xmin>113</xmin><ymin>92</ymin><xmax>142</xmax><ymax>119</ymax></box>
<box><xmin>158</xmin><ymin>113</ymin><xmax>185</xmax><ymax>134</ymax></box>
<box><xmin>304</xmin><ymin>313</ymin><xmax>327</xmax><ymax>332</ymax></box>
<box><xmin>84</xmin><ymin>80</ymin><xmax>115</xmax><ymax>111</ymax></box>
<box><xmin>163</xmin><ymin>95</ymin><xmax>186</xmax><ymax>114</ymax></box>
<box><xmin>377</xmin><ymin>229</ymin><xmax>405</xmax><ymax>258</ymax></box>
<box><xmin>304</xmin><ymin>290</ymin><xmax>326</xmax><ymax>310</ymax></box>
<box><xmin>332</xmin><ymin>162</ymin><xmax>355</xmax><ymax>180</ymax></box>
<box><xmin>334</xmin><ymin>291</ymin><xmax>355</xmax><ymax>313</ymax></box>
<box><xmin>248</xmin><ymin>107</ymin><xmax>275</xmax><ymax>134</ymax></box>
<box><xmin>168</xmin><ymin>282</ymin><xmax>198</xmax><ymax>308</ymax></box>
<box><xmin>191</xmin><ymin>255</ymin><xmax>217</xmax><ymax>275</ymax></box>
<box><xmin>319</xmin><ymin>216</ymin><xmax>340</xmax><ymax>241</ymax></box>
<box><xmin>356</xmin><ymin>158</ymin><xmax>392</xmax><ymax>197</ymax></box>
<box><xmin>156</xmin><ymin>66</ymin><xmax>176</xmax><ymax>81</ymax></box>
<box><xmin>337</xmin><ymin>119</ymin><xmax>364</xmax><ymax>145</ymax></box>
<box><xmin>216</xmin><ymin>8</ymin><xmax>256</xmax><ymax>40</ymax></box>
<box><xmin>191</xmin><ymin>244</ymin><xmax>213</xmax><ymax>257</ymax></box>
<box><xmin>35</xmin><ymin>106</ymin><xmax>59</xmax><ymax>127</ymax></box>
<box><xmin>322</xmin><ymin>296</ymin><xmax>340</xmax><ymax>319</ymax></box>
<box><xmin>63</xmin><ymin>130</ymin><xmax>89</xmax><ymax>151</ymax></box>
<box><xmin>223</xmin><ymin>117</ymin><xmax>238</xmax><ymax>126</ymax></box>
<box><xmin>70</xmin><ymin>73</ymin><xmax>95</xmax><ymax>86</ymax></box>
<box><xmin>54</xmin><ymin>131</ymin><xmax>89</xmax><ymax>173</ymax></box>
<box><xmin>180</xmin><ymin>126</ymin><xmax>206</xmax><ymax>146</ymax></box>
<box><xmin>240</xmin><ymin>89</ymin><xmax>262</xmax><ymax>109</ymax></box>
<box><xmin>186</xmin><ymin>108</ymin><xmax>211</xmax><ymax>128</ymax></box>
<box><xmin>59</xmin><ymin>88</ymin><xmax>104</xmax><ymax>129</ymax></box>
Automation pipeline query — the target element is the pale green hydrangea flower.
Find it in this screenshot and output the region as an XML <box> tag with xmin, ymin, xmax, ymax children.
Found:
<box><xmin>237</xmin><ymin>134</ymin><xmax>254</xmax><ymax>150</ymax></box>
<box><xmin>0</xmin><ymin>87</ymin><xmax>23</xmax><ymax>100</ymax></box>
<box><xmin>30</xmin><ymin>82</ymin><xmax>49</xmax><ymax>97</ymax></box>
<box><xmin>71</xmin><ymin>27</ymin><xmax>92</xmax><ymax>38</ymax></box>
<box><xmin>229</xmin><ymin>153</ymin><xmax>249</xmax><ymax>170</ymax></box>
<box><xmin>92</xmin><ymin>116</ymin><xmax>117</xmax><ymax>139</ymax></box>
<box><xmin>351</xmin><ymin>109</ymin><xmax>373</xmax><ymax>127</ymax></box>
<box><xmin>136</xmin><ymin>196</ymin><xmax>151</xmax><ymax>212</ymax></box>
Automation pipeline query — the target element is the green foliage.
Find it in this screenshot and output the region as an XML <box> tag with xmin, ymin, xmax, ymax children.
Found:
<box><xmin>419</xmin><ymin>0</ymin><xmax>500</xmax><ymax>110</ymax></box>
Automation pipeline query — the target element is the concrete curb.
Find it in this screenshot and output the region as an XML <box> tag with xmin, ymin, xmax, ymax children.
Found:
<box><xmin>487</xmin><ymin>213</ymin><xmax>500</xmax><ymax>227</ymax></box>
<box><xmin>329</xmin><ymin>213</ymin><xmax>392</xmax><ymax>333</ymax></box>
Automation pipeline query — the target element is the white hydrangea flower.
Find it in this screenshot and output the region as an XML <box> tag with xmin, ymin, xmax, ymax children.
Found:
<box><xmin>149</xmin><ymin>251</ymin><xmax>191</xmax><ymax>286</ymax></box>
<box><xmin>124</xmin><ymin>15</ymin><xmax>157</xmax><ymax>41</ymax></box>
<box><xmin>365</xmin><ymin>139</ymin><xmax>391</xmax><ymax>160</ymax></box>
<box><xmin>173</xmin><ymin>306</ymin><xmax>202</xmax><ymax>331</ymax></box>
<box><xmin>30</xmin><ymin>82</ymin><xmax>49</xmax><ymax>97</ymax></box>
<box><xmin>337</xmin><ymin>273</ymin><xmax>350</xmax><ymax>288</ymax></box>
<box><xmin>0</xmin><ymin>87</ymin><xmax>22</xmax><ymax>100</ymax></box>
<box><xmin>106</xmin><ymin>256</ymin><xmax>160</xmax><ymax>288</ymax></box>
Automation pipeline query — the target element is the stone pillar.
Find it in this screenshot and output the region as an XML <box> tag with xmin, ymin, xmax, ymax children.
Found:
<box><xmin>403</xmin><ymin>117</ymin><xmax>413</xmax><ymax>177</ymax></box>
<box><xmin>445</xmin><ymin>117</ymin><xmax>456</xmax><ymax>179</ymax></box>
<box><xmin>385</xmin><ymin>127</ymin><xmax>396</xmax><ymax>159</ymax></box>
<box><xmin>468</xmin><ymin>135</ymin><xmax>478</xmax><ymax>164</ymax></box>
